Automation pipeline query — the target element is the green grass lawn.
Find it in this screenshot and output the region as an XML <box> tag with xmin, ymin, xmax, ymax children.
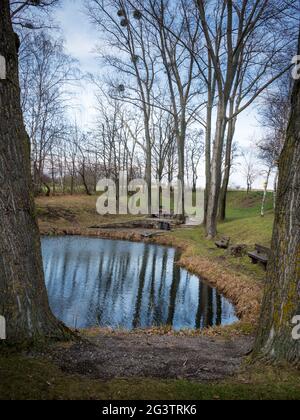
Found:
<box><xmin>221</xmin><ymin>190</ymin><xmax>274</xmax><ymax>246</ymax></box>
<box><xmin>169</xmin><ymin>190</ymin><xmax>274</xmax><ymax>283</ymax></box>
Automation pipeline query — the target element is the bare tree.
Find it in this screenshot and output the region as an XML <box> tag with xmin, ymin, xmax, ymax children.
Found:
<box><xmin>87</xmin><ymin>0</ymin><xmax>207</xmax><ymax>219</ymax></box>
<box><xmin>186</xmin><ymin>130</ymin><xmax>204</xmax><ymax>192</ymax></box>
<box><xmin>259</xmin><ymin>76</ymin><xmax>292</xmax><ymax>209</ymax></box>
<box><xmin>257</xmin><ymin>134</ymin><xmax>282</xmax><ymax>217</ymax></box>
<box><xmin>19</xmin><ymin>31</ymin><xmax>77</xmax><ymax>195</ymax></box>
<box><xmin>87</xmin><ymin>0</ymin><xmax>160</xmax><ymax>214</ymax></box>
<box><xmin>196</xmin><ymin>0</ymin><xmax>298</xmax><ymax>237</ymax></box>
<box><xmin>143</xmin><ymin>0</ymin><xmax>206</xmax><ymax>218</ymax></box>
<box><xmin>241</xmin><ymin>148</ymin><xmax>258</xmax><ymax>194</ymax></box>
<box><xmin>10</xmin><ymin>0</ymin><xmax>59</xmax><ymax>28</ymax></box>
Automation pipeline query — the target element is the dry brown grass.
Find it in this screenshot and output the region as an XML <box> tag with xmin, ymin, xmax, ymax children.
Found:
<box><xmin>36</xmin><ymin>195</ymin><xmax>139</xmax><ymax>231</ymax></box>
<box><xmin>152</xmin><ymin>236</ymin><xmax>263</xmax><ymax>328</ymax></box>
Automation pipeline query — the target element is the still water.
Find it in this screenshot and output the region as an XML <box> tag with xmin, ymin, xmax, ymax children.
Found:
<box><xmin>41</xmin><ymin>237</ymin><xmax>238</xmax><ymax>330</ymax></box>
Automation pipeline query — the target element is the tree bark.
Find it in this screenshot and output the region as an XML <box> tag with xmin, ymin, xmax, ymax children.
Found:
<box><xmin>273</xmin><ymin>169</ymin><xmax>279</xmax><ymax>210</ymax></box>
<box><xmin>144</xmin><ymin>117</ymin><xmax>152</xmax><ymax>216</ymax></box>
<box><xmin>177</xmin><ymin>128</ymin><xmax>186</xmax><ymax>221</ymax></box>
<box><xmin>206</xmin><ymin>100</ymin><xmax>227</xmax><ymax>238</ymax></box>
<box><xmin>204</xmin><ymin>59</ymin><xmax>214</xmax><ymax>225</ymax></box>
<box><xmin>0</xmin><ymin>0</ymin><xmax>71</xmax><ymax>344</ymax></box>
<box><xmin>219</xmin><ymin>100</ymin><xmax>237</xmax><ymax>221</ymax></box>
<box><xmin>253</xmin><ymin>50</ymin><xmax>300</xmax><ymax>363</ymax></box>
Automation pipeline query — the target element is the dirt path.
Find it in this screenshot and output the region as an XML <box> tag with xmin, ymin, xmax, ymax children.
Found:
<box><xmin>44</xmin><ymin>333</ymin><xmax>253</xmax><ymax>382</ymax></box>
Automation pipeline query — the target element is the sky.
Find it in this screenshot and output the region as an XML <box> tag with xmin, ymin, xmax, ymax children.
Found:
<box><xmin>54</xmin><ymin>0</ymin><xmax>272</xmax><ymax>190</ymax></box>
<box><xmin>55</xmin><ymin>0</ymin><xmax>99</xmax><ymax>127</ymax></box>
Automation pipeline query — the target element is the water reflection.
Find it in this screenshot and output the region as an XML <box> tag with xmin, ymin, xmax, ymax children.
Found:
<box><xmin>42</xmin><ymin>237</ymin><xmax>238</xmax><ymax>330</ymax></box>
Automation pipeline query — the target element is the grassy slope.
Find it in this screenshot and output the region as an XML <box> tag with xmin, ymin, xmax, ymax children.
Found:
<box><xmin>221</xmin><ymin>190</ymin><xmax>274</xmax><ymax>246</ymax></box>
<box><xmin>35</xmin><ymin>195</ymin><xmax>140</xmax><ymax>231</ymax></box>
<box><xmin>169</xmin><ymin>191</ymin><xmax>274</xmax><ymax>285</ymax></box>
<box><xmin>36</xmin><ymin>191</ymin><xmax>274</xmax><ymax>245</ymax></box>
<box><xmin>1</xmin><ymin>191</ymin><xmax>299</xmax><ymax>400</ymax></box>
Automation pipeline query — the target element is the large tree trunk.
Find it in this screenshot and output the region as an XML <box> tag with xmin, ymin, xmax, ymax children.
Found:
<box><xmin>0</xmin><ymin>0</ymin><xmax>70</xmax><ymax>343</ymax></box>
<box><xmin>253</xmin><ymin>53</ymin><xmax>300</xmax><ymax>363</ymax></box>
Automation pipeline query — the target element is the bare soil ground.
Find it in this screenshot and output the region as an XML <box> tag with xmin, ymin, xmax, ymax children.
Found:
<box><xmin>41</xmin><ymin>333</ymin><xmax>253</xmax><ymax>382</ymax></box>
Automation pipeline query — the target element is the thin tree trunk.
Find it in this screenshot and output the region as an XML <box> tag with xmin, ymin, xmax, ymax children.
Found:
<box><xmin>204</xmin><ymin>56</ymin><xmax>215</xmax><ymax>225</ymax></box>
<box><xmin>261</xmin><ymin>169</ymin><xmax>271</xmax><ymax>217</ymax></box>
<box><xmin>219</xmin><ymin>101</ymin><xmax>236</xmax><ymax>221</ymax></box>
<box><xmin>253</xmin><ymin>49</ymin><xmax>300</xmax><ymax>363</ymax></box>
<box><xmin>80</xmin><ymin>163</ymin><xmax>92</xmax><ymax>196</ymax></box>
<box><xmin>177</xmin><ymin>130</ymin><xmax>186</xmax><ymax>221</ymax></box>
<box><xmin>70</xmin><ymin>160</ymin><xmax>75</xmax><ymax>195</ymax></box>
<box><xmin>206</xmin><ymin>101</ymin><xmax>227</xmax><ymax>238</ymax></box>
<box><xmin>0</xmin><ymin>0</ymin><xmax>71</xmax><ymax>343</ymax></box>
<box><xmin>145</xmin><ymin>131</ymin><xmax>152</xmax><ymax>216</ymax></box>
<box><xmin>204</xmin><ymin>83</ymin><xmax>213</xmax><ymax>225</ymax></box>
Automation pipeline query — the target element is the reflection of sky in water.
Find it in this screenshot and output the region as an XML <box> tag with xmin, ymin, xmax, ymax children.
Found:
<box><xmin>42</xmin><ymin>237</ymin><xmax>238</xmax><ymax>330</ymax></box>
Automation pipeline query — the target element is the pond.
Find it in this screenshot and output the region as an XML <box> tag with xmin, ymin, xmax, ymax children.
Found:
<box><xmin>42</xmin><ymin>237</ymin><xmax>238</xmax><ymax>331</ymax></box>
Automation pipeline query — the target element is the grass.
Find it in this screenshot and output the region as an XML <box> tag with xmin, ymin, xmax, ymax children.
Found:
<box><xmin>36</xmin><ymin>194</ymin><xmax>141</xmax><ymax>231</ymax></box>
<box><xmin>36</xmin><ymin>190</ymin><xmax>273</xmax><ymax>243</ymax></box>
<box><xmin>0</xmin><ymin>354</ymin><xmax>299</xmax><ymax>400</ymax></box>
<box><xmin>222</xmin><ymin>190</ymin><xmax>274</xmax><ymax>245</ymax></box>
<box><xmin>1</xmin><ymin>190</ymin><xmax>299</xmax><ymax>400</ymax></box>
<box><xmin>167</xmin><ymin>191</ymin><xmax>274</xmax><ymax>284</ymax></box>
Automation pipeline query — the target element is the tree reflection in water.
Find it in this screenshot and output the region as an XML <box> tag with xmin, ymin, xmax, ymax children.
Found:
<box><xmin>42</xmin><ymin>237</ymin><xmax>238</xmax><ymax>330</ymax></box>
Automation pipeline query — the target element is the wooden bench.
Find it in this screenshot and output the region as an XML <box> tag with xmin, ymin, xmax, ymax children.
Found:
<box><xmin>248</xmin><ymin>244</ymin><xmax>271</xmax><ymax>270</ymax></box>
<box><xmin>215</xmin><ymin>237</ymin><xmax>230</xmax><ymax>249</ymax></box>
<box><xmin>152</xmin><ymin>213</ymin><xmax>174</xmax><ymax>220</ymax></box>
<box><xmin>158</xmin><ymin>221</ymin><xmax>171</xmax><ymax>231</ymax></box>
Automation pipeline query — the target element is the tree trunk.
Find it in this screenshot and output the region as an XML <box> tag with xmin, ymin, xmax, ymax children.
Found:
<box><xmin>261</xmin><ymin>169</ymin><xmax>271</xmax><ymax>217</ymax></box>
<box><xmin>204</xmin><ymin>88</ymin><xmax>213</xmax><ymax>225</ymax></box>
<box><xmin>219</xmin><ymin>101</ymin><xmax>236</xmax><ymax>221</ymax></box>
<box><xmin>206</xmin><ymin>101</ymin><xmax>227</xmax><ymax>238</ymax></box>
<box><xmin>80</xmin><ymin>163</ymin><xmax>92</xmax><ymax>196</ymax></box>
<box><xmin>145</xmin><ymin>142</ymin><xmax>152</xmax><ymax>215</ymax></box>
<box><xmin>253</xmin><ymin>54</ymin><xmax>300</xmax><ymax>363</ymax></box>
<box><xmin>204</xmin><ymin>57</ymin><xmax>215</xmax><ymax>225</ymax></box>
<box><xmin>177</xmin><ymin>131</ymin><xmax>186</xmax><ymax>220</ymax></box>
<box><xmin>273</xmin><ymin>169</ymin><xmax>279</xmax><ymax>210</ymax></box>
<box><xmin>144</xmin><ymin>117</ymin><xmax>152</xmax><ymax>216</ymax></box>
<box><xmin>0</xmin><ymin>0</ymin><xmax>70</xmax><ymax>344</ymax></box>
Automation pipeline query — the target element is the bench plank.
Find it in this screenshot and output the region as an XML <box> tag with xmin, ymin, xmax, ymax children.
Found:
<box><xmin>248</xmin><ymin>244</ymin><xmax>271</xmax><ymax>270</ymax></box>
